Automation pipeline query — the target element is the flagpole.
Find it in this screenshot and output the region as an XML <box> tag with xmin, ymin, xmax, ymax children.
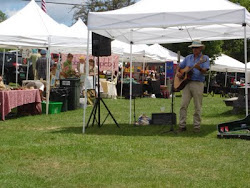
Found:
<box><xmin>41</xmin><ymin>0</ymin><xmax>47</xmax><ymax>13</ymax></box>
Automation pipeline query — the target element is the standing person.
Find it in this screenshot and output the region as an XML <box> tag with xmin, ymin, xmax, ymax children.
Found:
<box><xmin>61</xmin><ymin>53</ymin><xmax>75</xmax><ymax>78</ymax></box>
<box><xmin>76</xmin><ymin>56</ymin><xmax>85</xmax><ymax>75</ymax></box>
<box><xmin>29</xmin><ymin>49</ymin><xmax>41</xmax><ymax>80</ymax></box>
<box><xmin>176</xmin><ymin>40</ymin><xmax>210</xmax><ymax>133</ymax></box>
<box><xmin>76</xmin><ymin>56</ymin><xmax>86</xmax><ymax>94</ymax></box>
<box><xmin>89</xmin><ymin>59</ymin><xmax>97</xmax><ymax>76</ymax></box>
<box><xmin>36</xmin><ymin>50</ymin><xmax>47</xmax><ymax>80</ymax></box>
<box><xmin>51</xmin><ymin>54</ymin><xmax>59</xmax><ymax>66</ymax></box>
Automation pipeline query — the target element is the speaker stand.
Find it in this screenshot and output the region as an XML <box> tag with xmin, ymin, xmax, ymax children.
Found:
<box><xmin>162</xmin><ymin>82</ymin><xmax>177</xmax><ymax>134</ymax></box>
<box><xmin>86</xmin><ymin>56</ymin><xmax>119</xmax><ymax>128</ymax></box>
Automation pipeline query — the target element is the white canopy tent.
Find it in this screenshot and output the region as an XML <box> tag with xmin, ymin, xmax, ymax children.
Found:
<box><xmin>85</xmin><ymin>0</ymin><xmax>250</xmax><ymax>129</ymax></box>
<box><xmin>148</xmin><ymin>44</ymin><xmax>184</xmax><ymax>63</ymax></box>
<box><xmin>0</xmin><ymin>0</ymin><xmax>87</xmax><ymax>114</ymax></box>
<box><xmin>0</xmin><ymin>0</ymin><xmax>84</xmax><ymax>49</ymax></box>
<box><xmin>211</xmin><ymin>54</ymin><xmax>246</xmax><ymax>73</ymax></box>
<box><xmin>112</xmin><ymin>40</ymin><xmax>163</xmax><ymax>62</ymax></box>
<box><xmin>54</xmin><ymin>18</ymin><xmax>90</xmax><ymax>54</ymax></box>
<box><xmin>208</xmin><ymin>54</ymin><xmax>247</xmax><ymax>89</ymax></box>
<box><xmin>88</xmin><ymin>0</ymin><xmax>250</xmax><ymax>44</ymax></box>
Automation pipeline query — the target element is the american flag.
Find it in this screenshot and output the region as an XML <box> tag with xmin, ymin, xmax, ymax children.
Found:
<box><xmin>41</xmin><ymin>0</ymin><xmax>47</xmax><ymax>13</ymax></box>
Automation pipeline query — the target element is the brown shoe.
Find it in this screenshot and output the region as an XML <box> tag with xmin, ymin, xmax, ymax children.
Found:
<box><xmin>193</xmin><ymin>128</ymin><xmax>200</xmax><ymax>133</ymax></box>
<box><xmin>178</xmin><ymin>127</ymin><xmax>187</xmax><ymax>132</ymax></box>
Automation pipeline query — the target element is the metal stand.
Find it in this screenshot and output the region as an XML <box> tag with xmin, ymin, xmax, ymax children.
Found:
<box><xmin>170</xmin><ymin>83</ymin><xmax>175</xmax><ymax>131</ymax></box>
<box><xmin>162</xmin><ymin>82</ymin><xmax>177</xmax><ymax>133</ymax></box>
<box><xmin>86</xmin><ymin>56</ymin><xmax>119</xmax><ymax>128</ymax></box>
<box><xmin>134</xmin><ymin>96</ymin><xmax>136</xmax><ymax>124</ymax></box>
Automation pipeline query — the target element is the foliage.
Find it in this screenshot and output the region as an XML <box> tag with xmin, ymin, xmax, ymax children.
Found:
<box><xmin>0</xmin><ymin>11</ymin><xmax>7</xmax><ymax>52</ymax></box>
<box><xmin>222</xmin><ymin>0</ymin><xmax>250</xmax><ymax>63</ymax></box>
<box><xmin>0</xmin><ymin>10</ymin><xmax>7</xmax><ymax>23</ymax></box>
<box><xmin>73</xmin><ymin>0</ymin><xmax>135</xmax><ymax>24</ymax></box>
<box><xmin>0</xmin><ymin>97</ymin><xmax>249</xmax><ymax>187</ymax></box>
<box><xmin>163</xmin><ymin>41</ymin><xmax>223</xmax><ymax>64</ymax></box>
<box><xmin>230</xmin><ymin>0</ymin><xmax>250</xmax><ymax>10</ymax></box>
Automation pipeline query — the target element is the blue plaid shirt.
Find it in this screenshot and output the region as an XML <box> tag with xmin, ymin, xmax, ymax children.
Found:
<box><xmin>179</xmin><ymin>53</ymin><xmax>210</xmax><ymax>82</ymax></box>
<box><xmin>36</xmin><ymin>57</ymin><xmax>47</xmax><ymax>80</ymax></box>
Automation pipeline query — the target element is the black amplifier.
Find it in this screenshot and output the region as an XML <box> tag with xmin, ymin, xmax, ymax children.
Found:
<box><xmin>151</xmin><ymin>113</ymin><xmax>176</xmax><ymax>125</ymax></box>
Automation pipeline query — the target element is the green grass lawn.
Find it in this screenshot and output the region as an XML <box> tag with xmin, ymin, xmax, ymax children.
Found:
<box><xmin>0</xmin><ymin>95</ymin><xmax>249</xmax><ymax>187</ymax></box>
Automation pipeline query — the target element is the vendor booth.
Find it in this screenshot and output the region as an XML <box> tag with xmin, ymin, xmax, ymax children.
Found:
<box><xmin>85</xmin><ymin>0</ymin><xmax>250</xmax><ymax>128</ymax></box>
<box><xmin>0</xmin><ymin>0</ymin><xmax>87</xmax><ymax>116</ymax></box>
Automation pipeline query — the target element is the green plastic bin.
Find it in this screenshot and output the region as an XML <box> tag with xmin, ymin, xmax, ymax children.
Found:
<box><xmin>42</xmin><ymin>101</ymin><xmax>63</xmax><ymax>114</ymax></box>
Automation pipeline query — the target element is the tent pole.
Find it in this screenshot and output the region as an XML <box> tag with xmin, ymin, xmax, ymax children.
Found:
<box><xmin>16</xmin><ymin>49</ymin><xmax>18</xmax><ymax>87</ymax></box>
<box><xmin>235</xmin><ymin>72</ymin><xmax>237</xmax><ymax>81</ymax></box>
<box><xmin>207</xmin><ymin>70</ymin><xmax>211</xmax><ymax>94</ymax></box>
<box><xmin>26</xmin><ymin>57</ymin><xmax>29</xmax><ymax>81</ymax></box>
<box><xmin>46</xmin><ymin>37</ymin><xmax>52</xmax><ymax>115</ymax></box>
<box><xmin>83</xmin><ymin>30</ymin><xmax>90</xmax><ymax>134</ymax></box>
<box><xmin>244</xmin><ymin>24</ymin><xmax>248</xmax><ymax>116</ymax></box>
<box><xmin>142</xmin><ymin>52</ymin><xmax>145</xmax><ymax>83</ymax></box>
<box><xmin>165</xmin><ymin>62</ymin><xmax>167</xmax><ymax>86</ymax></box>
<box><xmin>120</xmin><ymin>54</ymin><xmax>124</xmax><ymax>98</ymax></box>
<box><xmin>129</xmin><ymin>32</ymin><xmax>133</xmax><ymax>124</ymax></box>
<box><xmin>111</xmin><ymin>55</ymin><xmax>114</xmax><ymax>81</ymax></box>
<box><xmin>224</xmin><ymin>70</ymin><xmax>227</xmax><ymax>87</ymax></box>
<box><xmin>2</xmin><ymin>49</ymin><xmax>5</xmax><ymax>77</ymax></box>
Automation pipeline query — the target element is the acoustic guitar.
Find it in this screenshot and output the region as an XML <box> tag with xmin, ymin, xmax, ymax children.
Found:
<box><xmin>174</xmin><ymin>55</ymin><xmax>207</xmax><ymax>91</ymax></box>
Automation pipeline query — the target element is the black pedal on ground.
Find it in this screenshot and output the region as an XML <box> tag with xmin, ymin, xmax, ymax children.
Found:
<box><xmin>151</xmin><ymin>113</ymin><xmax>176</xmax><ymax>125</ymax></box>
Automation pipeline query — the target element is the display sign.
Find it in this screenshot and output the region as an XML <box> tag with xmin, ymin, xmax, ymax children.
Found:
<box><xmin>166</xmin><ymin>61</ymin><xmax>174</xmax><ymax>79</ymax></box>
<box><xmin>61</xmin><ymin>54</ymin><xmax>119</xmax><ymax>72</ymax></box>
<box><xmin>21</xmin><ymin>48</ymin><xmax>31</xmax><ymax>58</ymax></box>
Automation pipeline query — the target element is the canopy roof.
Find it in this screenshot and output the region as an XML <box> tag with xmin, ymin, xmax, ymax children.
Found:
<box><xmin>112</xmin><ymin>40</ymin><xmax>163</xmax><ymax>62</ymax></box>
<box><xmin>210</xmin><ymin>54</ymin><xmax>246</xmax><ymax>73</ymax></box>
<box><xmin>148</xmin><ymin>44</ymin><xmax>184</xmax><ymax>63</ymax></box>
<box><xmin>88</xmin><ymin>0</ymin><xmax>250</xmax><ymax>44</ymax></box>
<box><xmin>52</xmin><ymin>18</ymin><xmax>89</xmax><ymax>53</ymax></box>
<box><xmin>0</xmin><ymin>0</ymin><xmax>85</xmax><ymax>49</ymax></box>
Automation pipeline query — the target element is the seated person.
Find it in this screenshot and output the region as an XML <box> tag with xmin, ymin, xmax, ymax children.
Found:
<box><xmin>0</xmin><ymin>75</ymin><xmax>6</xmax><ymax>90</ymax></box>
<box><xmin>25</xmin><ymin>81</ymin><xmax>45</xmax><ymax>101</ymax></box>
<box><xmin>231</xmin><ymin>81</ymin><xmax>238</xmax><ymax>89</ymax></box>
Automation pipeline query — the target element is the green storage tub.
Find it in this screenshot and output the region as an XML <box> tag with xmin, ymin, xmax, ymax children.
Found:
<box><xmin>42</xmin><ymin>101</ymin><xmax>63</xmax><ymax>114</ymax></box>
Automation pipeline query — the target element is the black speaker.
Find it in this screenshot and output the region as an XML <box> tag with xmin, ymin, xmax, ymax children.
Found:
<box><xmin>151</xmin><ymin>113</ymin><xmax>176</xmax><ymax>125</ymax></box>
<box><xmin>92</xmin><ymin>32</ymin><xmax>111</xmax><ymax>56</ymax></box>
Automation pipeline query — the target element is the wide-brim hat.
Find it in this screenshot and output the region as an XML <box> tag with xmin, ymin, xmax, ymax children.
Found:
<box><xmin>188</xmin><ymin>40</ymin><xmax>205</xmax><ymax>49</ymax></box>
<box><xmin>79</xmin><ymin>56</ymin><xmax>85</xmax><ymax>60</ymax></box>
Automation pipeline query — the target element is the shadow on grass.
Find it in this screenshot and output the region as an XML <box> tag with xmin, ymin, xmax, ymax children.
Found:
<box><xmin>51</xmin><ymin>123</ymin><xmax>217</xmax><ymax>138</ymax></box>
<box><xmin>203</xmin><ymin>109</ymin><xmax>245</xmax><ymax>118</ymax></box>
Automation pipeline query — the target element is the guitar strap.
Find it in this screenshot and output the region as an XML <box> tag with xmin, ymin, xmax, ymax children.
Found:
<box><xmin>197</xmin><ymin>54</ymin><xmax>204</xmax><ymax>65</ymax></box>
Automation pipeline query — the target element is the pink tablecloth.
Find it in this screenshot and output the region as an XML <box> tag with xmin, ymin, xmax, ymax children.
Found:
<box><xmin>0</xmin><ymin>89</ymin><xmax>42</xmax><ymax>120</ymax></box>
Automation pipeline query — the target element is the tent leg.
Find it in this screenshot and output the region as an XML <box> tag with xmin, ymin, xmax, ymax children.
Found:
<box><xmin>16</xmin><ymin>49</ymin><xmax>18</xmax><ymax>87</ymax></box>
<box><xmin>83</xmin><ymin>30</ymin><xmax>90</xmax><ymax>134</ymax></box>
<box><xmin>120</xmin><ymin>55</ymin><xmax>124</xmax><ymax>98</ymax></box>
<box><xmin>244</xmin><ymin>24</ymin><xmax>248</xmax><ymax>116</ymax></box>
<box><xmin>207</xmin><ymin>70</ymin><xmax>211</xmax><ymax>94</ymax></box>
<box><xmin>129</xmin><ymin>32</ymin><xmax>133</xmax><ymax>124</ymax></box>
<box><xmin>2</xmin><ymin>49</ymin><xmax>5</xmax><ymax>78</ymax></box>
<box><xmin>46</xmin><ymin>37</ymin><xmax>52</xmax><ymax>115</ymax></box>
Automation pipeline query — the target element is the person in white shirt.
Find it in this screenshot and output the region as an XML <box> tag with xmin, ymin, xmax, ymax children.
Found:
<box><xmin>76</xmin><ymin>56</ymin><xmax>86</xmax><ymax>95</ymax></box>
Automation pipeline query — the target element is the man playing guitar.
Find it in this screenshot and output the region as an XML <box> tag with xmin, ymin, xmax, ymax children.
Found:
<box><xmin>176</xmin><ymin>40</ymin><xmax>210</xmax><ymax>133</ymax></box>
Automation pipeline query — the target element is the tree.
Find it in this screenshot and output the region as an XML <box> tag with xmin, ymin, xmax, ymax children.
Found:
<box><xmin>0</xmin><ymin>10</ymin><xmax>7</xmax><ymax>23</ymax></box>
<box><xmin>162</xmin><ymin>41</ymin><xmax>223</xmax><ymax>63</ymax></box>
<box><xmin>73</xmin><ymin>0</ymin><xmax>135</xmax><ymax>24</ymax></box>
<box><xmin>0</xmin><ymin>11</ymin><xmax>7</xmax><ymax>52</ymax></box>
<box><xmin>222</xmin><ymin>0</ymin><xmax>250</xmax><ymax>62</ymax></box>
